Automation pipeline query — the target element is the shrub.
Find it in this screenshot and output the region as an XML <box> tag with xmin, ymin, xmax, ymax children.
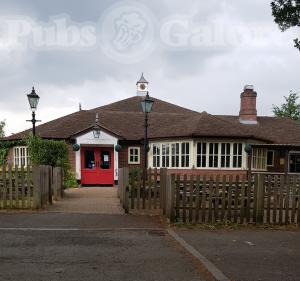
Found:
<box><xmin>26</xmin><ymin>136</ymin><xmax>77</xmax><ymax>188</ymax></box>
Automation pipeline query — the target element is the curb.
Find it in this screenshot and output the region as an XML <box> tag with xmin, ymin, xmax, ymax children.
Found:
<box><xmin>167</xmin><ymin>229</ymin><xmax>230</xmax><ymax>281</ymax></box>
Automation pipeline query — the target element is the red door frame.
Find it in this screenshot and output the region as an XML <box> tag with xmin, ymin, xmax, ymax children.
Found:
<box><xmin>80</xmin><ymin>146</ymin><xmax>114</xmax><ymax>185</ymax></box>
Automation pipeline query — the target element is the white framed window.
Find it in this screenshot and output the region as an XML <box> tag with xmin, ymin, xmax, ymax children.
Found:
<box><xmin>209</xmin><ymin>143</ymin><xmax>219</xmax><ymax>168</ymax></box>
<box><xmin>267</xmin><ymin>150</ymin><xmax>274</xmax><ymax>167</ymax></box>
<box><xmin>252</xmin><ymin>148</ymin><xmax>267</xmax><ymax>170</ymax></box>
<box><xmin>221</xmin><ymin>143</ymin><xmax>231</xmax><ymax>168</ymax></box>
<box><xmin>171</xmin><ymin>143</ymin><xmax>180</xmax><ymax>167</ymax></box>
<box><xmin>128</xmin><ymin>147</ymin><xmax>140</xmax><ymax>164</ymax></box>
<box><xmin>14</xmin><ymin>146</ymin><xmax>30</xmax><ymax>168</ymax></box>
<box><xmin>162</xmin><ymin>144</ymin><xmax>170</xmax><ymax>167</ymax></box>
<box><xmin>181</xmin><ymin>142</ymin><xmax>190</xmax><ymax>167</ymax></box>
<box><xmin>197</xmin><ymin>142</ymin><xmax>207</xmax><ymax>168</ymax></box>
<box><xmin>233</xmin><ymin>143</ymin><xmax>243</xmax><ymax>168</ymax></box>
<box><xmin>153</xmin><ymin>144</ymin><xmax>160</xmax><ymax>167</ymax></box>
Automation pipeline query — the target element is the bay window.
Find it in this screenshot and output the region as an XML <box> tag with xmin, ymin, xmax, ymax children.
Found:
<box><xmin>221</xmin><ymin>143</ymin><xmax>231</xmax><ymax>168</ymax></box>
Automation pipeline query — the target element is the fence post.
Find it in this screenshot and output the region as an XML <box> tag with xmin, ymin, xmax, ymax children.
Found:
<box><xmin>166</xmin><ymin>174</ymin><xmax>175</xmax><ymax>223</ymax></box>
<box><xmin>32</xmin><ymin>166</ymin><xmax>41</xmax><ymax>209</ymax></box>
<box><xmin>48</xmin><ymin>166</ymin><xmax>53</xmax><ymax>205</ymax></box>
<box><xmin>123</xmin><ymin>167</ymin><xmax>129</xmax><ymax>213</ymax></box>
<box><xmin>256</xmin><ymin>173</ymin><xmax>265</xmax><ymax>224</ymax></box>
<box><xmin>160</xmin><ymin>168</ymin><xmax>167</xmax><ymax>215</ymax></box>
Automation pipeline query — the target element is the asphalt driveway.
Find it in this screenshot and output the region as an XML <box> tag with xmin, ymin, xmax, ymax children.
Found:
<box><xmin>175</xmin><ymin>228</ymin><xmax>300</xmax><ymax>281</ymax></box>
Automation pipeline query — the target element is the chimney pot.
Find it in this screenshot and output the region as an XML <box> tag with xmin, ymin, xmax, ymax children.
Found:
<box><xmin>239</xmin><ymin>85</ymin><xmax>257</xmax><ymax>124</ymax></box>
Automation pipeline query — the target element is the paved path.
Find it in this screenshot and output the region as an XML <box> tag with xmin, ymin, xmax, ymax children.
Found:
<box><xmin>47</xmin><ymin>186</ymin><xmax>124</xmax><ymax>214</ymax></box>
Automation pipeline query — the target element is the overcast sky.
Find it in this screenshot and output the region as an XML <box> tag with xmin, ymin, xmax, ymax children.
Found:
<box><xmin>0</xmin><ymin>0</ymin><xmax>299</xmax><ymax>136</ymax></box>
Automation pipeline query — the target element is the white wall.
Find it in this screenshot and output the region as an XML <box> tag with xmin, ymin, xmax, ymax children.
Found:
<box><xmin>75</xmin><ymin>130</ymin><xmax>119</xmax><ymax>181</ymax></box>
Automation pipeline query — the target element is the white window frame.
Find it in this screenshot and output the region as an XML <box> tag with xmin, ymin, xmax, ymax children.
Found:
<box><xmin>162</xmin><ymin>144</ymin><xmax>170</xmax><ymax>167</ymax></box>
<box><xmin>150</xmin><ymin>141</ymin><xmax>191</xmax><ymax>169</ymax></box>
<box><xmin>171</xmin><ymin>143</ymin><xmax>180</xmax><ymax>168</ymax></box>
<box><xmin>221</xmin><ymin>143</ymin><xmax>231</xmax><ymax>168</ymax></box>
<box><xmin>14</xmin><ymin>146</ymin><xmax>30</xmax><ymax>168</ymax></box>
<box><xmin>232</xmin><ymin>143</ymin><xmax>243</xmax><ymax>168</ymax></box>
<box><xmin>252</xmin><ymin>148</ymin><xmax>267</xmax><ymax>171</ymax></box>
<box><xmin>128</xmin><ymin>147</ymin><xmax>140</xmax><ymax>164</ymax></box>
<box><xmin>196</xmin><ymin>142</ymin><xmax>207</xmax><ymax>168</ymax></box>
<box><xmin>181</xmin><ymin>142</ymin><xmax>190</xmax><ymax>168</ymax></box>
<box><xmin>208</xmin><ymin>143</ymin><xmax>219</xmax><ymax>168</ymax></box>
<box><xmin>153</xmin><ymin>144</ymin><xmax>160</xmax><ymax>168</ymax></box>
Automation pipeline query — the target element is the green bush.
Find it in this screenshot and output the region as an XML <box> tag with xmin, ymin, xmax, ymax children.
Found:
<box><xmin>26</xmin><ymin>136</ymin><xmax>77</xmax><ymax>188</ymax></box>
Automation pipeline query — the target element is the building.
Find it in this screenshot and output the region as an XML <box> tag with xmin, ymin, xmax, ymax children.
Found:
<box><xmin>4</xmin><ymin>74</ymin><xmax>300</xmax><ymax>185</ymax></box>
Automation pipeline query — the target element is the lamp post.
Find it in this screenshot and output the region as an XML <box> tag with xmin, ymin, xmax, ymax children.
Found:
<box><xmin>140</xmin><ymin>92</ymin><xmax>154</xmax><ymax>186</ymax></box>
<box><xmin>26</xmin><ymin>87</ymin><xmax>40</xmax><ymax>136</ymax></box>
<box><xmin>244</xmin><ymin>144</ymin><xmax>253</xmax><ymax>182</ymax></box>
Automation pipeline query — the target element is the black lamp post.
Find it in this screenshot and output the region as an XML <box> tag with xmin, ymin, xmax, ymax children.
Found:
<box><xmin>26</xmin><ymin>87</ymin><xmax>40</xmax><ymax>136</ymax></box>
<box><xmin>244</xmin><ymin>144</ymin><xmax>253</xmax><ymax>182</ymax></box>
<box><xmin>140</xmin><ymin>92</ymin><xmax>154</xmax><ymax>185</ymax></box>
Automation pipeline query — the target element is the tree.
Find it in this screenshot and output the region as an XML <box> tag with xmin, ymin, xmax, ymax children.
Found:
<box><xmin>271</xmin><ymin>0</ymin><xmax>300</xmax><ymax>51</ymax></box>
<box><xmin>0</xmin><ymin>120</ymin><xmax>5</xmax><ymax>138</ymax></box>
<box><xmin>273</xmin><ymin>91</ymin><xmax>300</xmax><ymax>120</ymax></box>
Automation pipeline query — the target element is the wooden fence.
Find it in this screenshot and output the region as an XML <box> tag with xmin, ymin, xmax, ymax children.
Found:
<box><xmin>118</xmin><ymin>168</ymin><xmax>300</xmax><ymax>225</ymax></box>
<box><xmin>0</xmin><ymin>164</ymin><xmax>64</xmax><ymax>209</ymax></box>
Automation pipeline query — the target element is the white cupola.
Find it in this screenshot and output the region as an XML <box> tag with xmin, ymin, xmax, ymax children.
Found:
<box><xmin>136</xmin><ymin>73</ymin><xmax>149</xmax><ymax>96</ymax></box>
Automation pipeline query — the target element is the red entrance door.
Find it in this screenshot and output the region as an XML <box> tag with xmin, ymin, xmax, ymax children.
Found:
<box><xmin>81</xmin><ymin>147</ymin><xmax>114</xmax><ymax>185</ymax></box>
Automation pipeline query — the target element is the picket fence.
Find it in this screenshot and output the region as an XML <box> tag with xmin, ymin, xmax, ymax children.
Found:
<box><xmin>0</xmin><ymin>164</ymin><xmax>64</xmax><ymax>209</ymax></box>
<box><xmin>118</xmin><ymin>168</ymin><xmax>300</xmax><ymax>225</ymax></box>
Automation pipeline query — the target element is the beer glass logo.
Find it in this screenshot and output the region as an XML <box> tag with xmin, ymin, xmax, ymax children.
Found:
<box><xmin>99</xmin><ymin>1</ymin><xmax>155</xmax><ymax>64</ymax></box>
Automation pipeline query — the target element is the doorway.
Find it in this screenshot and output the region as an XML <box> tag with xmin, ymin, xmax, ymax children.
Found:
<box><xmin>81</xmin><ymin>147</ymin><xmax>114</xmax><ymax>185</ymax></box>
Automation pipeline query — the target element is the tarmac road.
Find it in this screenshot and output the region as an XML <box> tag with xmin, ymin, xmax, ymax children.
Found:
<box><xmin>0</xmin><ymin>213</ymin><xmax>210</xmax><ymax>281</ymax></box>
<box><xmin>175</xmin><ymin>228</ymin><xmax>300</xmax><ymax>281</ymax></box>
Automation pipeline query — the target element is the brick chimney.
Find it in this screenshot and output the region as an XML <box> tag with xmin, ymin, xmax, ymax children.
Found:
<box><xmin>239</xmin><ymin>85</ymin><xmax>257</xmax><ymax>124</ymax></box>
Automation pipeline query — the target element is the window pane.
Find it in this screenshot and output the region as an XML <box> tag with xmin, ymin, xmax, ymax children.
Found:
<box><xmin>267</xmin><ymin>151</ymin><xmax>274</xmax><ymax>166</ymax></box>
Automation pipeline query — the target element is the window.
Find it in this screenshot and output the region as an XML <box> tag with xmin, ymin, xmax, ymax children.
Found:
<box><xmin>221</xmin><ymin>143</ymin><xmax>231</xmax><ymax>168</ymax></box>
<box><xmin>153</xmin><ymin>144</ymin><xmax>160</xmax><ymax>167</ymax></box>
<box><xmin>14</xmin><ymin>146</ymin><xmax>30</xmax><ymax>168</ymax></box>
<box><xmin>84</xmin><ymin>150</ymin><xmax>95</xmax><ymax>169</ymax></box>
<box><xmin>267</xmin><ymin>150</ymin><xmax>274</xmax><ymax>166</ymax></box>
<box><xmin>233</xmin><ymin>143</ymin><xmax>243</xmax><ymax>168</ymax></box>
<box><xmin>252</xmin><ymin>148</ymin><xmax>267</xmax><ymax>170</ymax></box>
<box><xmin>171</xmin><ymin>143</ymin><xmax>180</xmax><ymax>167</ymax></box>
<box><xmin>289</xmin><ymin>153</ymin><xmax>300</xmax><ymax>173</ymax></box>
<box><xmin>197</xmin><ymin>142</ymin><xmax>207</xmax><ymax>167</ymax></box>
<box><xmin>209</xmin><ymin>143</ymin><xmax>218</xmax><ymax>168</ymax></box>
<box><xmin>128</xmin><ymin>147</ymin><xmax>140</xmax><ymax>164</ymax></box>
<box><xmin>162</xmin><ymin>144</ymin><xmax>170</xmax><ymax>167</ymax></box>
<box><xmin>181</xmin><ymin>142</ymin><xmax>190</xmax><ymax>167</ymax></box>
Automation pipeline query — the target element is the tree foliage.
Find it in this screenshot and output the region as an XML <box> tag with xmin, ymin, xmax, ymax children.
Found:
<box><xmin>271</xmin><ymin>0</ymin><xmax>300</xmax><ymax>51</ymax></box>
<box><xmin>0</xmin><ymin>120</ymin><xmax>5</xmax><ymax>138</ymax></box>
<box><xmin>272</xmin><ymin>91</ymin><xmax>300</xmax><ymax>120</ymax></box>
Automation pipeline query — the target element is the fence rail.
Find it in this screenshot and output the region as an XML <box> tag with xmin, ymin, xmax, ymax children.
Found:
<box><xmin>118</xmin><ymin>168</ymin><xmax>300</xmax><ymax>225</ymax></box>
<box><xmin>0</xmin><ymin>164</ymin><xmax>64</xmax><ymax>209</ymax></box>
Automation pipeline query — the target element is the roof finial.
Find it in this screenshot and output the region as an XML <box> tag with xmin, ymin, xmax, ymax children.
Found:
<box><xmin>79</xmin><ymin>103</ymin><xmax>82</xmax><ymax>111</ymax></box>
<box><xmin>136</xmin><ymin>72</ymin><xmax>148</xmax><ymax>84</ymax></box>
